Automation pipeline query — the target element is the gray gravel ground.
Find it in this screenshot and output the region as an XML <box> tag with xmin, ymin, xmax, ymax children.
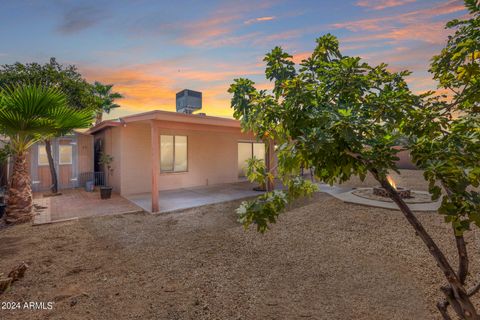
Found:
<box><xmin>0</xmin><ymin>170</ymin><xmax>479</xmax><ymax>319</ymax></box>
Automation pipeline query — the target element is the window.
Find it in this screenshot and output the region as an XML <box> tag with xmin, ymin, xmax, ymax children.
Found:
<box><xmin>160</xmin><ymin>135</ymin><xmax>187</xmax><ymax>172</ymax></box>
<box><xmin>38</xmin><ymin>144</ymin><xmax>49</xmax><ymax>166</ymax></box>
<box><xmin>59</xmin><ymin>145</ymin><xmax>73</xmax><ymax>165</ymax></box>
<box><xmin>238</xmin><ymin>142</ymin><xmax>265</xmax><ymax>177</ymax></box>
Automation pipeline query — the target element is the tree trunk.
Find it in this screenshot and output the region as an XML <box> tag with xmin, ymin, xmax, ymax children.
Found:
<box><xmin>95</xmin><ymin>111</ymin><xmax>103</xmax><ymax>125</ymax></box>
<box><xmin>371</xmin><ymin>170</ymin><xmax>479</xmax><ymax>319</ymax></box>
<box><xmin>45</xmin><ymin>140</ymin><xmax>58</xmax><ymax>194</ymax></box>
<box><xmin>5</xmin><ymin>152</ymin><xmax>33</xmax><ymax>224</ymax></box>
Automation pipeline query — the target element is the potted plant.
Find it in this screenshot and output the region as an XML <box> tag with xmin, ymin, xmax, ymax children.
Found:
<box><xmin>98</xmin><ymin>152</ymin><xmax>114</xmax><ymax>199</ymax></box>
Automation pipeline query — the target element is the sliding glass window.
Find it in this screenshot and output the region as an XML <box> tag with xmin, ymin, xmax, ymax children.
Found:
<box><xmin>237</xmin><ymin>142</ymin><xmax>265</xmax><ymax>177</ymax></box>
<box><xmin>160</xmin><ymin>135</ymin><xmax>187</xmax><ymax>173</ymax></box>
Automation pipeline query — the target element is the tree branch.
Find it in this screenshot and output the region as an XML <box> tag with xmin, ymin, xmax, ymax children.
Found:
<box><xmin>441</xmin><ymin>181</ymin><xmax>469</xmax><ymax>285</ymax></box>
<box><xmin>369</xmin><ymin>168</ymin><xmax>479</xmax><ymax>319</ymax></box>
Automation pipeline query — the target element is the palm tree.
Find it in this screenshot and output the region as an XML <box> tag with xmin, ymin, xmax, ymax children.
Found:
<box><xmin>92</xmin><ymin>81</ymin><xmax>123</xmax><ymax>125</ymax></box>
<box><xmin>0</xmin><ymin>84</ymin><xmax>94</xmax><ymax>224</ymax></box>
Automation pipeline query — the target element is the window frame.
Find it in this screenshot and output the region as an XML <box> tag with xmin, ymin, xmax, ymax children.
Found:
<box><xmin>58</xmin><ymin>144</ymin><xmax>73</xmax><ymax>165</ymax></box>
<box><xmin>160</xmin><ymin>135</ymin><xmax>188</xmax><ymax>173</ymax></box>
<box><xmin>237</xmin><ymin>141</ymin><xmax>266</xmax><ymax>177</ymax></box>
<box><xmin>37</xmin><ymin>144</ymin><xmax>49</xmax><ymax>166</ymax></box>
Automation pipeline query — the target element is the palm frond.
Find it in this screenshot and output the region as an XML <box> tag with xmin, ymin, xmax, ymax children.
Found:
<box><xmin>0</xmin><ymin>84</ymin><xmax>95</xmax><ymax>152</ymax></box>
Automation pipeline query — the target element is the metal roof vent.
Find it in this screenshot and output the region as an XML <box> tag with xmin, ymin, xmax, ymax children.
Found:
<box><xmin>176</xmin><ymin>89</ymin><xmax>202</xmax><ymax>114</ymax></box>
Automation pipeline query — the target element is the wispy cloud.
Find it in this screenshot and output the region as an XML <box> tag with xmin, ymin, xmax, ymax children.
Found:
<box><xmin>333</xmin><ymin>0</ymin><xmax>465</xmax><ymax>44</ymax></box>
<box><xmin>244</xmin><ymin>16</ymin><xmax>276</xmax><ymax>24</ymax></box>
<box><xmin>57</xmin><ymin>4</ymin><xmax>109</xmax><ymax>34</ymax></box>
<box><xmin>356</xmin><ymin>0</ymin><xmax>416</xmax><ymax>10</ymax></box>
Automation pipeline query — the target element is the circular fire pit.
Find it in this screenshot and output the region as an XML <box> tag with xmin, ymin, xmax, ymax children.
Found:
<box><xmin>373</xmin><ymin>186</ymin><xmax>411</xmax><ymax>199</ymax></box>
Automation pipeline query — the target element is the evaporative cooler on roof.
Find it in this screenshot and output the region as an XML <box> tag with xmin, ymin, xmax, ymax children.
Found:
<box><xmin>176</xmin><ymin>89</ymin><xmax>202</xmax><ymax>114</ymax></box>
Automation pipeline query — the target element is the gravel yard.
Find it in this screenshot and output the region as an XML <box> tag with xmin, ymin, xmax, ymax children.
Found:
<box><xmin>0</xmin><ymin>170</ymin><xmax>479</xmax><ymax>320</ymax></box>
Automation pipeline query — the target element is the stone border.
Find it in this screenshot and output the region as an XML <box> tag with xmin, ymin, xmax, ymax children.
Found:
<box><xmin>322</xmin><ymin>187</ymin><xmax>441</xmax><ymax>212</ymax></box>
<box><xmin>352</xmin><ymin>188</ymin><xmax>434</xmax><ymax>204</ymax></box>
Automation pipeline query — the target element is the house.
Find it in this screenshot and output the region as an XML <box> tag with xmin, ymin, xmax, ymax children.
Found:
<box><xmin>21</xmin><ymin>89</ymin><xmax>273</xmax><ymax>213</ymax></box>
<box><xmin>27</xmin><ymin>131</ymin><xmax>93</xmax><ymax>192</ymax></box>
<box><xmin>86</xmin><ymin>109</ymin><xmax>271</xmax><ymax>212</ymax></box>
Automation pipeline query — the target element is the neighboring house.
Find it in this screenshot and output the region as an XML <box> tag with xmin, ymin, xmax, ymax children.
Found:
<box><xmin>28</xmin><ymin>132</ymin><xmax>93</xmax><ymax>192</ymax></box>
<box><xmin>86</xmin><ymin>109</ymin><xmax>269</xmax><ymax>212</ymax></box>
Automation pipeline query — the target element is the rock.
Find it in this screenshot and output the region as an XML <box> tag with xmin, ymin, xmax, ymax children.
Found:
<box><xmin>0</xmin><ymin>277</ymin><xmax>13</xmax><ymax>294</ymax></box>
<box><xmin>8</xmin><ymin>262</ymin><xmax>28</xmax><ymax>281</ymax></box>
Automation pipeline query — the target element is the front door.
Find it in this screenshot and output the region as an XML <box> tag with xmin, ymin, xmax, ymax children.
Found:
<box><xmin>31</xmin><ymin>137</ymin><xmax>78</xmax><ymax>192</ymax></box>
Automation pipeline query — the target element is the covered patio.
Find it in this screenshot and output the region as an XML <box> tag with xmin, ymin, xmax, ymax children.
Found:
<box><xmin>126</xmin><ymin>180</ymin><xmax>263</xmax><ymax>213</ymax></box>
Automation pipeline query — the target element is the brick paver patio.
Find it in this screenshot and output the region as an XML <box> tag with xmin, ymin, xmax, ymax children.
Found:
<box><xmin>33</xmin><ymin>189</ymin><xmax>143</xmax><ymax>225</ymax></box>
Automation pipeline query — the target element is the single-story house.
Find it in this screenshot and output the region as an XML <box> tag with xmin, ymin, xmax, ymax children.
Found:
<box><xmin>85</xmin><ymin>110</ymin><xmax>271</xmax><ymax>212</ymax></box>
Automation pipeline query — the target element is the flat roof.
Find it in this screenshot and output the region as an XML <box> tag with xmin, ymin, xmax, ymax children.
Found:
<box><xmin>86</xmin><ymin>110</ymin><xmax>240</xmax><ymax>134</ymax></box>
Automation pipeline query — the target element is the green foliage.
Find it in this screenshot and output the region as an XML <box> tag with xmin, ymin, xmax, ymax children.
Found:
<box><xmin>245</xmin><ymin>157</ymin><xmax>273</xmax><ymax>189</ymax></box>
<box><xmin>229</xmin><ymin>34</ymin><xmax>417</xmax><ymax>231</ymax></box>
<box><xmin>0</xmin><ymin>84</ymin><xmax>94</xmax><ymax>152</ymax></box>
<box><xmin>264</xmin><ymin>46</ymin><xmax>296</xmax><ymax>98</ymax></box>
<box><xmin>0</xmin><ymin>143</ymin><xmax>12</xmax><ymax>163</ymax></box>
<box><xmin>410</xmin><ymin>2</ymin><xmax>480</xmax><ymax>236</ymax></box>
<box><xmin>0</xmin><ymin>58</ymin><xmax>95</xmax><ymax>110</ymax></box>
<box><xmin>99</xmin><ymin>152</ymin><xmax>114</xmax><ymax>167</ymax></box>
<box><xmin>237</xmin><ymin>178</ymin><xmax>317</xmax><ymax>233</ymax></box>
<box><xmin>229</xmin><ymin>2</ymin><xmax>480</xmax><ymax>238</ymax></box>
<box><xmin>92</xmin><ymin>81</ymin><xmax>123</xmax><ymax>115</ymax></box>
<box><xmin>430</xmin><ymin>0</ymin><xmax>479</xmax><ymax>111</ymax></box>
<box><xmin>228</xmin><ymin>78</ymin><xmax>257</xmax><ymax>125</ymax></box>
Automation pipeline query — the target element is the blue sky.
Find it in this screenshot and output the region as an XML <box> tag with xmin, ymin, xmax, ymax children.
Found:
<box><xmin>0</xmin><ymin>0</ymin><xmax>468</xmax><ymax>118</ymax></box>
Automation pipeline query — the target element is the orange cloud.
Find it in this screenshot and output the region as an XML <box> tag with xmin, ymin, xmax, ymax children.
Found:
<box><xmin>79</xmin><ymin>59</ymin><xmax>264</xmax><ymax>118</ymax></box>
<box><xmin>244</xmin><ymin>16</ymin><xmax>276</xmax><ymax>25</ymax></box>
<box><xmin>292</xmin><ymin>51</ymin><xmax>311</xmax><ymax>64</ymax></box>
<box><xmin>356</xmin><ymin>0</ymin><xmax>416</xmax><ymax>10</ymax></box>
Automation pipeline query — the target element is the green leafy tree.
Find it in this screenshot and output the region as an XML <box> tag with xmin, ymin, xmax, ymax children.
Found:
<box><xmin>0</xmin><ymin>58</ymin><xmax>96</xmax><ymax>194</ymax></box>
<box><xmin>245</xmin><ymin>157</ymin><xmax>273</xmax><ymax>191</ymax></box>
<box><xmin>92</xmin><ymin>81</ymin><xmax>123</xmax><ymax>125</ymax></box>
<box><xmin>229</xmin><ymin>2</ymin><xmax>480</xmax><ymax>317</ymax></box>
<box><xmin>0</xmin><ymin>84</ymin><xmax>94</xmax><ymax>224</ymax></box>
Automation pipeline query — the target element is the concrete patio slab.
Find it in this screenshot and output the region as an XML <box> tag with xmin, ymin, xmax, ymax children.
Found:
<box><xmin>33</xmin><ymin>189</ymin><xmax>144</xmax><ymax>225</ymax></box>
<box><xmin>126</xmin><ymin>181</ymin><xmax>264</xmax><ymax>213</ymax></box>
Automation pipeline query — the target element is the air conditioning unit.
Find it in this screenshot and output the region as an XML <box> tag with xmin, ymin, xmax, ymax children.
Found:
<box><xmin>176</xmin><ymin>89</ymin><xmax>202</xmax><ymax>114</ymax></box>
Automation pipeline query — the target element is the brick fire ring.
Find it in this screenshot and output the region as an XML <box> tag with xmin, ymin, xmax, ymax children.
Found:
<box><xmin>373</xmin><ymin>187</ymin><xmax>411</xmax><ymax>199</ymax></box>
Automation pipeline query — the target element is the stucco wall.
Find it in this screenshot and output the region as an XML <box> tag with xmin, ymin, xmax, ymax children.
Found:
<box><xmin>103</xmin><ymin>127</ymin><xmax>123</xmax><ymax>193</ymax></box>
<box><xmin>118</xmin><ymin>121</ymin><xmax>255</xmax><ymax>195</ymax></box>
<box><xmin>120</xmin><ymin>123</ymin><xmax>152</xmax><ymax>195</ymax></box>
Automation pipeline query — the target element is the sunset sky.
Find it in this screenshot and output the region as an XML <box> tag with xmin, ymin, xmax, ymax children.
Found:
<box><xmin>0</xmin><ymin>0</ymin><xmax>468</xmax><ymax>119</ymax></box>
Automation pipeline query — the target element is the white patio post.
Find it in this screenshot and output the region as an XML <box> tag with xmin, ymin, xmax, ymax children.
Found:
<box><xmin>150</xmin><ymin>120</ymin><xmax>159</xmax><ymax>212</ymax></box>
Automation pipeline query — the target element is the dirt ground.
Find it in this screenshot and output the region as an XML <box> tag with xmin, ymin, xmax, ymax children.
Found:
<box><xmin>1</xmin><ymin>170</ymin><xmax>480</xmax><ymax>320</ymax></box>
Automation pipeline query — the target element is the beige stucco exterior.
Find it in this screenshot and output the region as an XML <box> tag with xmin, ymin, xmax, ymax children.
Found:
<box><xmin>90</xmin><ymin>111</ymin><xmax>257</xmax><ymax>205</ymax></box>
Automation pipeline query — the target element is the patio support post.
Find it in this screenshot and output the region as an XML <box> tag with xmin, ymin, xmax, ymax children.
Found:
<box><xmin>266</xmin><ymin>140</ymin><xmax>275</xmax><ymax>191</ymax></box>
<box><xmin>150</xmin><ymin>121</ymin><xmax>159</xmax><ymax>212</ymax></box>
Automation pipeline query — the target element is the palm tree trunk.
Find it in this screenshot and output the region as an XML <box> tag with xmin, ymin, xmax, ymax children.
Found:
<box><xmin>6</xmin><ymin>152</ymin><xmax>33</xmax><ymax>224</ymax></box>
<box><xmin>95</xmin><ymin>111</ymin><xmax>103</xmax><ymax>125</ymax></box>
<box><xmin>45</xmin><ymin>140</ymin><xmax>58</xmax><ymax>194</ymax></box>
